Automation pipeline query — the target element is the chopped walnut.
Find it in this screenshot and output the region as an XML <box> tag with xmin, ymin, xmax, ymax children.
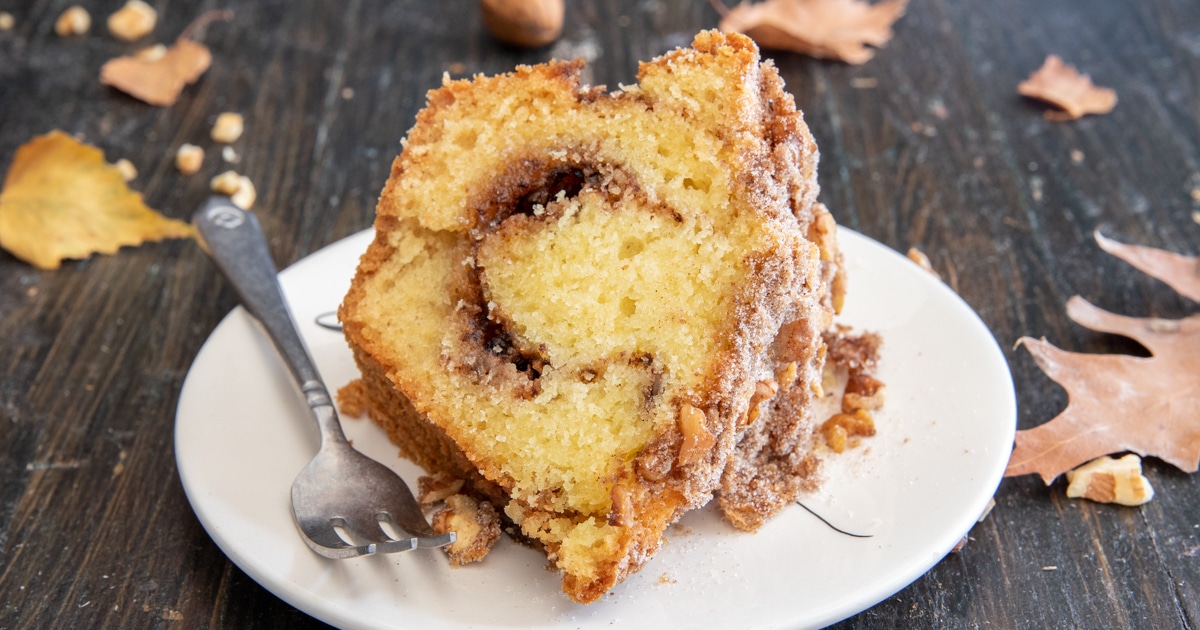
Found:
<box><xmin>175</xmin><ymin>143</ymin><xmax>204</xmax><ymax>174</ymax></box>
<box><xmin>55</xmin><ymin>6</ymin><xmax>91</xmax><ymax>37</ymax></box>
<box><xmin>431</xmin><ymin>494</ymin><xmax>501</xmax><ymax>566</ymax></box>
<box><xmin>210</xmin><ymin>170</ymin><xmax>256</xmax><ymax>209</ymax></box>
<box><xmin>417</xmin><ymin>473</ymin><xmax>466</xmax><ymax>505</ymax></box>
<box><xmin>742</xmin><ymin>379</ymin><xmax>779</xmax><ymax>427</ymax></box>
<box><xmin>676</xmin><ymin>403</ymin><xmax>715</xmax><ymax>466</ymax></box>
<box><xmin>113</xmin><ymin>158</ymin><xmax>137</xmax><ymax>182</ymax></box>
<box><xmin>608</xmin><ymin>483</ymin><xmax>634</xmax><ymax>526</ymax></box>
<box><xmin>775</xmin><ymin>361</ymin><xmax>798</xmax><ymax>390</ymax></box>
<box><xmin>211</xmin><ymin>112</ymin><xmax>245</xmax><ymax>143</ymax></box>
<box><xmin>821</xmin><ymin>409</ymin><xmax>876</xmax><ymax>454</ymax></box>
<box><xmin>843</xmin><ymin>373</ymin><xmax>886</xmax><ymax>413</ymax></box>
<box><xmin>107</xmin><ymin>0</ymin><xmax>156</xmax><ymax>41</ymax></box>
<box><xmin>1066</xmin><ymin>454</ymin><xmax>1154</xmax><ymax>506</ymax></box>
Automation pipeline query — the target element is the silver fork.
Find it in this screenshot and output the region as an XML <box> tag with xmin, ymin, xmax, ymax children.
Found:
<box><xmin>194</xmin><ymin>196</ymin><xmax>455</xmax><ymax>558</ymax></box>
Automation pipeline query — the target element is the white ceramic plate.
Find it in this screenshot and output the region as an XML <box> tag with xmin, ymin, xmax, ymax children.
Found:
<box><xmin>176</xmin><ymin>228</ymin><xmax>1015</xmax><ymax>630</ymax></box>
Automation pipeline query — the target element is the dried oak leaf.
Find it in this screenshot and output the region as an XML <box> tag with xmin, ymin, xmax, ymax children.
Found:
<box><xmin>0</xmin><ymin>131</ymin><xmax>194</xmax><ymax>270</ymax></box>
<box><xmin>1005</xmin><ymin>231</ymin><xmax>1200</xmax><ymax>483</ymax></box>
<box><xmin>100</xmin><ymin>37</ymin><xmax>211</xmax><ymax>106</ymax></box>
<box><xmin>715</xmin><ymin>0</ymin><xmax>908</xmax><ymax>65</ymax></box>
<box><xmin>1017</xmin><ymin>55</ymin><xmax>1117</xmax><ymax>120</ymax></box>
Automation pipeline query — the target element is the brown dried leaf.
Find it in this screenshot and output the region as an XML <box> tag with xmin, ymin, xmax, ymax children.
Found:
<box><xmin>716</xmin><ymin>0</ymin><xmax>908</xmax><ymax>65</ymax></box>
<box><xmin>0</xmin><ymin>131</ymin><xmax>194</xmax><ymax>269</ymax></box>
<box><xmin>100</xmin><ymin>37</ymin><xmax>211</xmax><ymax>106</ymax></box>
<box><xmin>1017</xmin><ymin>55</ymin><xmax>1117</xmax><ymax>120</ymax></box>
<box><xmin>1006</xmin><ymin>232</ymin><xmax>1200</xmax><ymax>483</ymax></box>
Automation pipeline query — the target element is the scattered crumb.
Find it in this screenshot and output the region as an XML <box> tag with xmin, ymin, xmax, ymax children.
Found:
<box><xmin>446</xmin><ymin>61</ymin><xmax>466</xmax><ymax>74</ymax></box>
<box><xmin>113</xmin><ymin>158</ymin><xmax>137</xmax><ymax>182</ymax></box>
<box><xmin>335</xmin><ymin>379</ymin><xmax>366</xmax><ymax>417</ymax></box>
<box><xmin>175</xmin><ymin>143</ymin><xmax>204</xmax><ymax>174</ymax></box>
<box><xmin>55</xmin><ymin>6</ymin><xmax>91</xmax><ymax>36</ymax></box>
<box><xmin>221</xmin><ymin>146</ymin><xmax>239</xmax><ymax>163</ymax></box>
<box><xmin>849</xmin><ymin>77</ymin><xmax>878</xmax><ymax>89</ymax></box>
<box><xmin>1190</xmin><ymin>185</ymin><xmax>1200</xmax><ymax>202</ymax></box>
<box><xmin>1192</xmin><ymin>211</ymin><xmax>1200</xmax><ymax>225</ymax></box>
<box><xmin>107</xmin><ymin>0</ymin><xmax>156</xmax><ymax>41</ymax></box>
<box><xmin>1030</xmin><ymin>174</ymin><xmax>1044</xmax><ymax>201</ymax></box>
<box><xmin>0</xmin><ymin>12</ymin><xmax>14</xmax><ymax>31</ymax></box>
<box><xmin>658</xmin><ymin>572</ymin><xmax>676</xmax><ymax>584</ymax></box>
<box><xmin>161</xmin><ymin>609</ymin><xmax>184</xmax><ymax>621</ymax></box>
<box><xmin>341</xmin><ymin>87</ymin><xmax>355</xmax><ymax>99</ymax></box>
<box><xmin>1042</xmin><ymin>565</ymin><xmax>1058</xmax><ymax>571</ymax></box>
<box><xmin>211</xmin><ymin>112</ymin><xmax>244</xmax><ymax>143</ymax></box>
<box><xmin>1070</xmin><ymin>149</ymin><xmax>1084</xmax><ymax>164</ymax></box>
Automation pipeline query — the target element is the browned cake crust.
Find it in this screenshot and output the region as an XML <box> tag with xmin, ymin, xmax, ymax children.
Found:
<box><xmin>340</xmin><ymin>30</ymin><xmax>843</xmax><ymax>603</ymax></box>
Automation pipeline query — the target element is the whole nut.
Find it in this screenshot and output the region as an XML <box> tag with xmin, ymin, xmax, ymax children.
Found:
<box><xmin>480</xmin><ymin>0</ymin><xmax>563</xmax><ymax>48</ymax></box>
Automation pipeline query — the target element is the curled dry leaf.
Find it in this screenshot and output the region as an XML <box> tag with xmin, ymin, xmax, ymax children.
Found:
<box><xmin>1005</xmin><ymin>231</ymin><xmax>1200</xmax><ymax>483</ymax></box>
<box><xmin>99</xmin><ymin>10</ymin><xmax>231</xmax><ymax>106</ymax></box>
<box><xmin>715</xmin><ymin>0</ymin><xmax>908</xmax><ymax>65</ymax></box>
<box><xmin>100</xmin><ymin>38</ymin><xmax>211</xmax><ymax>106</ymax></box>
<box><xmin>1018</xmin><ymin>55</ymin><xmax>1117</xmax><ymax>120</ymax></box>
<box><xmin>0</xmin><ymin>131</ymin><xmax>194</xmax><ymax>270</ymax></box>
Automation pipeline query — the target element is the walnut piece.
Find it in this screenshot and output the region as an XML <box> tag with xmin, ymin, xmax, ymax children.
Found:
<box><xmin>55</xmin><ymin>6</ymin><xmax>91</xmax><ymax>36</ymax></box>
<box><xmin>821</xmin><ymin>409</ymin><xmax>876</xmax><ymax>454</ymax></box>
<box><xmin>175</xmin><ymin>144</ymin><xmax>204</xmax><ymax>174</ymax></box>
<box><xmin>843</xmin><ymin>373</ymin><xmax>886</xmax><ymax>413</ymax></box>
<box><xmin>676</xmin><ymin>403</ymin><xmax>715</xmax><ymax>466</ymax></box>
<box><xmin>1065</xmin><ymin>454</ymin><xmax>1154</xmax><ymax>506</ymax></box>
<box><xmin>210</xmin><ymin>170</ymin><xmax>256</xmax><ymax>209</ymax></box>
<box><xmin>431</xmin><ymin>494</ymin><xmax>501</xmax><ymax>565</ymax></box>
<box><xmin>417</xmin><ymin>473</ymin><xmax>466</xmax><ymax>505</ymax></box>
<box><xmin>211</xmin><ymin>112</ymin><xmax>245</xmax><ymax>143</ymax></box>
<box><xmin>107</xmin><ymin>0</ymin><xmax>156</xmax><ymax>41</ymax></box>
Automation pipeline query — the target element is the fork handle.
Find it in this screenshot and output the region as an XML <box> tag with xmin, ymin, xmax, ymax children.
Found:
<box><xmin>193</xmin><ymin>197</ymin><xmax>345</xmax><ymax>443</ymax></box>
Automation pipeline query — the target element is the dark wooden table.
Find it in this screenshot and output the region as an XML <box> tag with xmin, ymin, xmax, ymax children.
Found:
<box><xmin>2</xmin><ymin>0</ymin><xmax>1198</xmax><ymax>627</ymax></box>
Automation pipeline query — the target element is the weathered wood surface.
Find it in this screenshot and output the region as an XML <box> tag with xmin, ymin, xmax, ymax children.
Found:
<box><xmin>1</xmin><ymin>0</ymin><xmax>1198</xmax><ymax>627</ymax></box>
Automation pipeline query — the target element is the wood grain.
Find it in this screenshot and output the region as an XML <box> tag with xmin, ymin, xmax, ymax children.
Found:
<box><xmin>1</xmin><ymin>0</ymin><xmax>1198</xmax><ymax>628</ymax></box>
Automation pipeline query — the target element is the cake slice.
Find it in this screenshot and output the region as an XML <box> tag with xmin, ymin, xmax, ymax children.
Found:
<box><xmin>339</xmin><ymin>30</ymin><xmax>843</xmax><ymax>603</ymax></box>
